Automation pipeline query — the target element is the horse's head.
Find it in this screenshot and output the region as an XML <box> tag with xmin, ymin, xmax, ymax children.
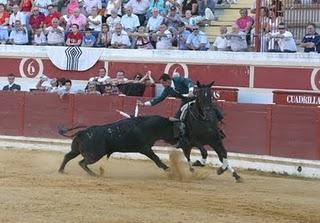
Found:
<box><xmin>193</xmin><ymin>81</ymin><xmax>216</xmax><ymax>121</ymax></box>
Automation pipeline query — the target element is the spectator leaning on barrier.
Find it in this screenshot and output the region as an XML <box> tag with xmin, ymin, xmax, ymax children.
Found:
<box><xmin>89</xmin><ymin>66</ymin><xmax>110</xmax><ymax>92</ymax></box>
<box><xmin>131</xmin><ymin>25</ymin><xmax>154</xmax><ymax>49</ymax></box>
<box><xmin>186</xmin><ymin>25</ymin><xmax>210</xmax><ymax>51</ymax></box>
<box><xmin>225</xmin><ymin>24</ymin><xmax>247</xmax><ymax>52</ymax></box>
<box><xmin>33</xmin><ymin>27</ymin><xmax>47</xmax><ymax>45</ymax></box>
<box><xmin>300</xmin><ymin>23</ymin><xmax>320</xmax><ymax>53</ymax></box>
<box><xmin>110</xmin><ymin>23</ymin><xmax>131</xmax><ymax>48</ymax></box>
<box><xmin>66</xmin><ymin>23</ymin><xmax>82</xmax><ymax>46</ymax></box>
<box><xmin>2</xmin><ymin>73</ymin><xmax>21</xmax><ymax>91</ymax></box>
<box><xmin>0</xmin><ymin>3</ymin><xmax>9</xmax><ymax>44</ymax></box>
<box><xmin>213</xmin><ymin>26</ymin><xmax>228</xmax><ymax>51</ymax></box>
<box><xmin>265</xmin><ymin>22</ymin><xmax>297</xmax><ymax>53</ymax></box>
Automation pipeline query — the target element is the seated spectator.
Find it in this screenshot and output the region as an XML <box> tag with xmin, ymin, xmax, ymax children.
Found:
<box><xmin>36</xmin><ymin>75</ymin><xmax>58</xmax><ymax>92</ymax></box>
<box><xmin>2</xmin><ymin>73</ymin><xmax>21</xmax><ymax>91</ymax></box>
<box><xmin>182</xmin><ymin>10</ymin><xmax>197</xmax><ymax>31</ymax></box>
<box><xmin>83</xmin><ymin>0</ymin><xmax>102</xmax><ymax>16</ymax></box>
<box><xmin>44</xmin><ymin>5</ymin><xmax>62</xmax><ymax>28</ymax></box>
<box><xmin>33</xmin><ymin>27</ymin><xmax>47</xmax><ymax>45</ymax></box>
<box><xmin>45</xmin><ymin>17</ymin><xmax>65</xmax><ymax>45</ymax></box>
<box><xmin>225</xmin><ymin>24</ymin><xmax>247</xmax><ymax>52</ymax></box>
<box><xmin>66</xmin><ymin>23</ymin><xmax>82</xmax><ymax>46</ymax></box>
<box><xmin>146</xmin><ymin>7</ymin><xmax>163</xmax><ymax>33</ymax></box>
<box><xmin>300</xmin><ymin>23</ymin><xmax>320</xmax><ymax>53</ymax></box>
<box><xmin>96</xmin><ymin>23</ymin><xmax>111</xmax><ymax>47</ymax></box>
<box><xmin>82</xmin><ymin>28</ymin><xmax>96</xmax><ymax>47</ymax></box>
<box><xmin>174</xmin><ymin>22</ymin><xmax>191</xmax><ymax>50</ymax></box>
<box><xmin>0</xmin><ymin>4</ymin><xmax>9</xmax><ymax>44</ymax></box>
<box><xmin>87</xmin><ymin>6</ymin><xmax>102</xmax><ymax>34</ymax></box>
<box><xmin>66</xmin><ymin>8</ymin><xmax>87</xmax><ymax>31</ymax></box>
<box><xmin>86</xmin><ymin>82</ymin><xmax>101</xmax><ymax>95</ymax></box>
<box><xmin>181</xmin><ymin>0</ymin><xmax>198</xmax><ymax>16</ymax></box>
<box><xmin>186</xmin><ymin>25</ymin><xmax>209</xmax><ymax>50</ymax></box>
<box><xmin>236</xmin><ymin>8</ymin><xmax>254</xmax><ymax>45</ymax></box>
<box><xmin>33</xmin><ymin>0</ymin><xmax>51</xmax><ymax>16</ymax></box>
<box><xmin>9</xmin><ymin>20</ymin><xmax>28</xmax><ymax>45</ymax></box>
<box><xmin>213</xmin><ymin>26</ymin><xmax>228</xmax><ymax>51</ymax></box>
<box><xmin>198</xmin><ymin>0</ymin><xmax>215</xmax><ymax>18</ymax></box>
<box><xmin>102</xmin><ymin>83</ymin><xmax>120</xmax><ymax>95</ymax></box>
<box><xmin>106</xmin><ymin>9</ymin><xmax>121</xmax><ymax>33</ymax></box>
<box><xmin>164</xmin><ymin>6</ymin><xmax>181</xmax><ymax>32</ymax></box>
<box><xmin>9</xmin><ymin>4</ymin><xmax>27</xmax><ymax>28</ymax></box>
<box><xmin>110</xmin><ymin>23</ymin><xmax>131</xmax><ymax>48</ymax></box>
<box><xmin>131</xmin><ymin>26</ymin><xmax>153</xmax><ymax>49</ymax></box>
<box><xmin>265</xmin><ymin>23</ymin><xmax>297</xmax><ymax>53</ymax></box>
<box><xmin>29</xmin><ymin>7</ymin><xmax>46</xmax><ymax>35</ymax></box>
<box><xmin>125</xmin><ymin>0</ymin><xmax>150</xmax><ymax>26</ymax></box>
<box><xmin>58</xmin><ymin>79</ymin><xmax>73</xmax><ymax>98</ymax></box>
<box><xmin>20</xmin><ymin>0</ymin><xmax>33</xmax><ymax>16</ymax></box>
<box><xmin>147</xmin><ymin>0</ymin><xmax>165</xmax><ymax>18</ymax></box>
<box><xmin>66</xmin><ymin>0</ymin><xmax>79</xmax><ymax>17</ymax></box>
<box><xmin>154</xmin><ymin>23</ymin><xmax>172</xmax><ymax>49</ymax></box>
<box><xmin>121</xmin><ymin>6</ymin><xmax>140</xmax><ymax>34</ymax></box>
<box><xmin>104</xmin><ymin>0</ymin><xmax>122</xmax><ymax>19</ymax></box>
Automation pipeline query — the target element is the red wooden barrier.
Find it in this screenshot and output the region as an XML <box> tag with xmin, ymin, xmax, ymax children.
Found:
<box><xmin>223</xmin><ymin>103</ymin><xmax>272</xmax><ymax>155</ymax></box>
<box><xmin>0</xmin><ymin>92</ymin><xmax>319</xmax><ymax>160</ymax></box>
<box><xmin>270</xmin><ymin>105</ymin><xmax>320</xmax><ymax>160</ymax></box>
<box><xmin>0</xmin><ymin>91</ymin><xmax>24</xmax><ymax>136</ymax></box>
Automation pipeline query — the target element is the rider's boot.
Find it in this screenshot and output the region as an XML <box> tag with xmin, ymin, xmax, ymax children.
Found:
<box><xmin>173</xmin><ymin>121</ymin><xmax>190</xmax><ymax>148</ymax></box>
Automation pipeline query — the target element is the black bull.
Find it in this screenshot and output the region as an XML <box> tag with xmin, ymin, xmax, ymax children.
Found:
<box><xmin>58</xmin><ymin>115</ymin><xmax>179</xmax><ymax>176</ymax></box>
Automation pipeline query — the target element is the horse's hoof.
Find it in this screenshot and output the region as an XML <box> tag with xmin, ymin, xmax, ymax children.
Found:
<box><xmin>58</xmin><ymin>169</ymin><xmax>64</xmax><ymax>174</ymax></box>
<box><xmin>233</xmin><ymin>172</ymin><xmax>242</xmax><ymax>182</ymax></box>
<box><xmin>164</xmin><ymin>167</ymin><xmax>170</xmax><ymax>172</ymax></box>
<box><xmin>192</xmin><ymin>160</ymin><xmax>205</xmax><ymax>167</ymax></box>
<box><xmin>189</xmin><ymin>167</ymin><xmax>195</xmax><ymax>172</ymax></box>
<box><xmin>217</xmin><ymin>167</ymin><xmax>227</xmax><ymax>175</ymax></box>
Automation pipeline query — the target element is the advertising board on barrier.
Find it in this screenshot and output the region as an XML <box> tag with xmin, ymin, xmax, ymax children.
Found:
<box><xmin>273</xmin><ymin>90</ymin><xmax>320</xmax><ymax>106</ymax></box>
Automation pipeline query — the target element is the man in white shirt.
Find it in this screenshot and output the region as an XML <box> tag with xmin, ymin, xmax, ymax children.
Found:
<box><xmin>225</xmin><ymin>24</ymin><xmax>247</xmax><ymax>52</ymax></box>
<box><xmin>45</xmin><ymin>18</ymin><xmax>65</xmax><ymax>45</ymax></box>
<box><xmin>121</xmin><ymin>6</ymin><xmax>140</xmax><ymax>33</ymax></box>
<box><xmin>186</xmin><ymin>25</ymin><xmax>210</xmax><ymax>51</ymax></box>
<box><xmin>213</xmin><ymin>26</ymin><xmax>228</xmax><ymax>51</ymax></box>
<box><xmin>146</xmin><ymin>7</ymin><xmax>163</xmax><ymax>33</ymax></box>
<box><xmin>266</xmin><ymin>23</ymin><xmax>297</xmax><ymax>53</ymax></box>
<box><xmin>125</xmin><ymin>0</ymin><xmax>150</xmax><ymax>25</ymax></box>
<box><xmin>155</xmin><ymin>23</ymin><xmax>172</xmax><ymax>49</ymax></box>
<box><xmin>110</xmin><ymin>23</ymin><xmax>131</xmax><ymax>48</ymax></box>
<box><xmin>9</xmin><ymin>4</ymin><xmax>26</xmax><ymax>28</ymax></box>
<box><xmin>9</xmin><ymin>20</ymin><xmax>28</xmax><ymax>45</ymax></box>
<box><xmin>89</xmin><ymin>67</ymin><xmax>110</xmax><ymax>84</ymax></box>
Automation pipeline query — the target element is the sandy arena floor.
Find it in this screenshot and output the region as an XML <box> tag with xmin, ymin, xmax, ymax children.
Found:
<box><xmin>0</xmin><ymin>148</ymin><xmax>319</xmax><ymax>223</ymax></box>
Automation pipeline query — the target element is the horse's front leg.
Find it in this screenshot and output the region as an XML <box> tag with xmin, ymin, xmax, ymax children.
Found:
<box><xmin>181</xmin><ymin>146</ymin><xmax>194</xmax><ymax>172</ymax></box>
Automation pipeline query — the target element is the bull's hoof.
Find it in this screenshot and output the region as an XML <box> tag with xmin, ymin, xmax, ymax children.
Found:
<box><xmin>233</xmin><ymin>172</ymin><xmax>242</xmax><ymax>182</ymax></box>
<box><xmin>58</xmin><ymin>169</ymin><xmax>64</xmax><ymax>174</ymax></box>
<box><xmin>192</xmin><ymin>160</ymin><xmax>205</xmax><ymax>167</ymax></box>
<box><xmin>217</xmin><ymin>167</ymin><xmax>227</xmax><ymax>175</ymax></box>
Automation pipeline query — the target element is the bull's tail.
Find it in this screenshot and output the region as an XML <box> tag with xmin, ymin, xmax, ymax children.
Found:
<box><xmin>57</xmin><ymin>124</ymin><xmax>87</xmax><ymax>138</ymax></box>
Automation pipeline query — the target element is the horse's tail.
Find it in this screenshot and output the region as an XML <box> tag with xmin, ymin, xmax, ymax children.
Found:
<box><xmin>57</xmin><ymin>124</ymin><xmax>87</xmax><ymax>138</ymax></box>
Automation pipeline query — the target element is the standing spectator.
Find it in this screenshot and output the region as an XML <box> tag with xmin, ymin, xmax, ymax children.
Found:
<box><xmin>110</xmin><ymin>23</ymin><xmax>131</xmax><ymax>48</ymax></box>
<box><xmin>83</xmin><ymin>0</ymin><xmax>101</xmax><ymax>16</ymax></box>
<box><xmin>0</xmin><ymin>4</ymin><xmax>9</xmax><ymax>44</ymax></box>
<box><xmin>125</xmin><ymin>0</ymin><xmax>150</xmax><ymax>26</ymax></box>
<box><xmin>106</xmin><ymin>9</ymin><xmax>121</xmax><ymax>33</ymax></box>
<box><xmin>146</xmin><ymin>7</ymin><xmax>163</xmax><ymax>33</ymax></box>
<box><xmin>58</xmin><ymin>79</ymin><xmax>73</xmax><ymax>98</ymax></box>
<box><xmin>96</xmin><ymin>23</ymin><xmax>111</xmax><ymax>47</ymax></box>
<box><xmin>45</xmin><ymin>17</ymin><xmax>64</xmax><ymax>45</ymax></box>
<box><xmin>87</xmin><ymin>6</ymin><xmax>102</xmax><ymax>34</ymax></box>
<box><xmin>43</xmin><ymin>5</ymin><xmax>62</xmax><ymax>28</ymax></box>
<box><xmin>164</xmin><ymin>6</ymin><xmax>181</xmax><ymax>32</ymax></box>
<box><xmin>186</xmin><ymin>25</ymin><xmax>209</xmax><ymax>50</ymax></box>
<box><xmin>265</xmin><ymin>23</ymin><xmax>297</xmax><ymax>53</ymax></box>
<box><xmin>2</xmin><ymin>73</ymin><xmax>21</xmax><ymax>91</ymax></box>
<box><xmin>33</xmin><ymin>27</ymin><xmax>46</xmax><ymax>45</ymax></box>
<box><xmin>66</xmin><ymin>23</ymin><xmax>82</xmax><ymax>46</ymax></box>
<box><xmin>9</xmin><ymin>20</ymin><xmax>29</xmax><ymax>44</ymax></box>
<box><xmin>154</xmin><ymin>23</ymin><xmax>172</xmax><ymax>49</ymax></box>
<box><xmin>131</xmin><ymin>25</ymin><xmax>153</xmax><ymax>49</ymax></box>
<box><xmin>82</xmin><ymin>28</ymin><xmax>96</xmax><ymax>47</ymax></box>
<box><xmin>174</xmin><ymin>22</ymin><xmax>190</xmax><ymax>50</ymax></box>
<box><xmin>265</xmin><ymin>10</ymin><xmax>279</xmax><ymax>52</ymax></box>
<box><xmin>29</xmin><ymin>7</ymin><xmax>45</xmax><ymax>34</ymax></box>
<box><xmin>34</xmin><ymin>0</ymin><xmax>52</xmax><ymax>16</ymax></box>
<box><xmin>300</xmin><ymin>23</ymin><xmax>320</xmax><ymax>53</ymax></box>
<box><xmin>121</xmin><ymin>6</ymin><xmax>140</xmax><ymax>33</ymax></box>
<box><xmin>213</xmin><ymin>26</ymin><xmax>228</xmax><ymax>51</ymax></box>
<box><xmin>235</xmin><ymin>8</ymin><xmax>254</xmax><ymax>45</ymax></box>
<box><xmin>89</xmin><ymin>67</ymin><xmax>110</xmax><ymax>85</ymax></box>
<box><xmin>86</xmin><ymin>82</ymin><xmax>101</xmax><ymax>95</ymax></box>
<box><xmin>9</xmin><ymin>4</ymin><xmax>27</xmax><ymax>28</ymax></box>
<box><xmin>66</xmin><ymin>0</ymin><xmax>79</xmax><ymax>17</ymax></box>
<box><xmin>66</xmin><ymin>8</ymin><xmax>87</xmax><ymax>31</ymax></box>
<box><xmin>225</xmin><ymin>24</ymin><xmax>247</xmax><ymax>52</ymax></box>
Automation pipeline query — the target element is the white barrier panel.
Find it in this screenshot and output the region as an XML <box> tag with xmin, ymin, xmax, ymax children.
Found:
<box><xmin>0</xmin><ymin>135</ymin><xmax>319</xmax><ymax>179</ymax></box>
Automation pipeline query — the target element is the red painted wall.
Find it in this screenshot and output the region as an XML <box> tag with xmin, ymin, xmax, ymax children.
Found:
<box><xmin>1</xmin><ymin>91</ymin><xmax>319</xmax><ymax>161</ymax></box>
